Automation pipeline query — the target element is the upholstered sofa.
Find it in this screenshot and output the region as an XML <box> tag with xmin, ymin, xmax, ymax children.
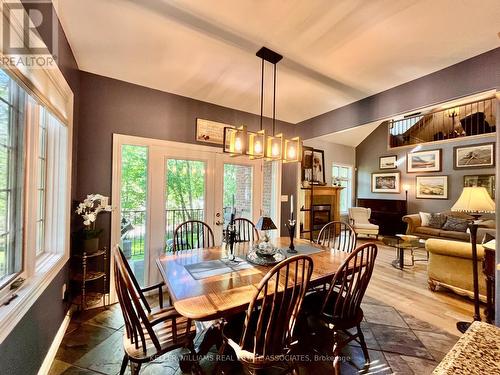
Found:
<box><xmin>426</xmin><ymin>238</ymin><xmax>486</xmax><ymax>301</ymax></box>
<box><xmin>403</xmin><ymin>211</ymin><xmax>495</xmax><ymax>243</ymax></box>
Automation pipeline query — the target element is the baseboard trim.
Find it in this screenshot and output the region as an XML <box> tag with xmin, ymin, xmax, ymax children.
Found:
<box><xmin>38</xmin><ymin>308</ymin><xmax>73</xmax><ymax>375</ymax></box>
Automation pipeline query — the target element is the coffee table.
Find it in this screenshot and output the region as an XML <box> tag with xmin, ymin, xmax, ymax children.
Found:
<box><xmin>382</xmin><ymin>235</ymin><xmax>427</xmax><ymax>270</ymax></box>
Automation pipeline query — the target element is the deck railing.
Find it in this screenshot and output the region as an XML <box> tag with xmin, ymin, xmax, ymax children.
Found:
<box><xmin>389</xmin><ymin>96</ymin><xmax>496</xmax><ymax>148</ymax></box>
<box><xmin>121</xmin><ymin>207</ymin><xmax>232</xmax><ymax>257</ymax></box>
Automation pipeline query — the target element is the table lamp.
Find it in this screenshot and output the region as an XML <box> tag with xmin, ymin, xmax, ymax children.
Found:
<box><xmin>451</xmin><ymin>186</ymin><xmax>495</xmax><ymax>333</ymax></box>
<box><xmin>255</xmin><ymin>216</ymin><xmax>277</xmax><ymax>250</ymax></box>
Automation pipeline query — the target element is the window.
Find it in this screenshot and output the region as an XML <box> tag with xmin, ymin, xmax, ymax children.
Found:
<box><xmin>36</xmin><ymin>107</ymin><xmax>48</xmax><ymax>256</ymax></box>
<box><xmin>0</xmin><ymin>68</ymin><xmax>69</xmax><ymax>293</ymax></box>
<box><xmin>0</xmin><ymin>70</ymin><xmax>25</xmax><ymax>288</ymax></box>
<box><xmin>332</xmin><ymin>164</ymin><xmax>353</xmax><ymax>214</ymax></box>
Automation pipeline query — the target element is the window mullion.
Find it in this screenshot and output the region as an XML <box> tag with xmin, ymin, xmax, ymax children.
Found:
<box><xmin>24</xmin><ymin>97</ymin><xmax>39</xmax><ymax>277</ymax></box>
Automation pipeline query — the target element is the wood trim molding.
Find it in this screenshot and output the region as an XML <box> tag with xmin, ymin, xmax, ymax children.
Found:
<box><xmin>37</xmin><ymin>308</ymin><xmax>72</xmax><ymax>375</ymax></box>
<box><xmin>0</xmin><ymin>254</ymin><xmax>68</xmax><ymax>343</ymax></box>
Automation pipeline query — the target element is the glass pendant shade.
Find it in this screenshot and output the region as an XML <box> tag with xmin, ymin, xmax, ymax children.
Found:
<box><xmin>248</xmin><ymin>129</ymin><xmax>265</xmax><ymax>159</ymax></box>
<box><xmin>223</xmin><ymin>126</ymin><xmax>247</xmax><ymax>156</ymax></box>
<box><xmin>265</xmin><ymin>133</ymin><xmax>283</xmax><ymax>160</ymax></box>
<box><xmin>284</xmin><ymin>137</ymin><xmax>302</xmax><ymax>163</ymax></box>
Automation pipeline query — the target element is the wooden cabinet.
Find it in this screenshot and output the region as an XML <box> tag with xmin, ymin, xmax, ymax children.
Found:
<box><xmin>300</xmin><ymin>186</ymin><xmax>343</xmax><ymax>240</ymax></box>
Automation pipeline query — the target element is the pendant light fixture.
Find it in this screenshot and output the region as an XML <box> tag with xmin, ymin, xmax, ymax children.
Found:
<box><xmin>223</xmin><ymin>47</ymin><xmax>302</xmax><ymax>163</ymax></box>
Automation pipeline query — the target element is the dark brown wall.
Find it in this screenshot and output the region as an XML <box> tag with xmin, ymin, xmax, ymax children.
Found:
<box><xmin>298</xmin><ymin>48</ymin><xmax>500</xmax><ymax>139</ymax></box>
<box><xmin>0</xmin><ymin>3</ymin><xmax>79</xmax><ymax>375</ymax></box>
<box><xmin>77</xmin><ymin>71</ymin><xmax>298</xmax><ymax>240</ymax></box>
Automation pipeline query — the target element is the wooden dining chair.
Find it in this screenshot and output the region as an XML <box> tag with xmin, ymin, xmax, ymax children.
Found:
<box><xmin>317</xmin><ymin>221</ymin><xmax>357</xmax><ymax>253</ymax></box>
<box><xmin>173</xmin><ymin>220</ymin><xmax>215</xmax><ymax>251</ymax></box>
<box><xmin>233</xmin><ymin>217</ymin><xmax>259</xmax><ymax>242</ymax></box>
<box><xmin>116</xmin><ymin>246</ymin><xmax>166</xmax><ymax>312</ymax></box>
<box><xmin>112</xmin><ymin>246</ymin><xmax>196</xmax><ymax>375</ymax></box>
<box><xmin>305</xmin><ymin>243</ymin><xmax>378</xmax><ymax>374</ymax></box>
<box><xmin>217</xmin><ymin>255</ymin><xmax>314</xmax><ymax>374</ymax></box>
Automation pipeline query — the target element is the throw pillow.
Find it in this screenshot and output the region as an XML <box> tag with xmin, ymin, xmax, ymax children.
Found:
<box><xmin>427</xmin><ymin>213</ymin><xmax>447</xmax><ymax>229</ymax></box>
<box><xmin>419</xmin><ymin>212</ymin><xmax>431</xmax><ymax>227</ymax></box>
<box><xmin>478</xmin><ymin>219</ymin><xmax>496</xmax><ymax>229</ymax></box>
<box><xmin>442</xmin><ymin>217</ymin><xmax>469</xmax><ymax>233</ymax></box>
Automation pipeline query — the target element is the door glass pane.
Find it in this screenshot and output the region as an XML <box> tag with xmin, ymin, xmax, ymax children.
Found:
<box><xmin>223</xmin><ymin>164</ymin><xmax>253</xmax><ymax>222</ymax></box>
<box><xmin>165</xmin><ymin>159</ymin><xmax>206</xmax><ymax>251</ymax></box>
<box><xmin>120</xmin><ymin>144</ymin><xmax>148</xmax><ymax>286</ymax></box>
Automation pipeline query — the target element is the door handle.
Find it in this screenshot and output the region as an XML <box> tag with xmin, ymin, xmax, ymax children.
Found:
<box><xmin>215</xmin><ymin>220</ymin><xmax>223</xmax><ymax>226</ymax></box>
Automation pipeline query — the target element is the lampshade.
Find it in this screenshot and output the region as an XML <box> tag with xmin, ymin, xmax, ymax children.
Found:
<box><xmin>265</xmin><ymin>133</ymin><xmax>283</xmax><ymax>160</ymax></box>
<box><xmin>283</xmin><ymin>137</ymin><xmax>302</xmax><ymax>163</ymax></box>
<box><xmin>247</xmin><ymin>129</ymin><xmax>265</xmax><ymax>159</ymax></box>
<box><xmin>255</xmin><ymin>216</ymin><xmax>277</xmax><ymax>231</ymax></box>
<box><xmin>223</xmin><ymin>126</ymin><xmax>247</xmax><ymax>156</ymax></box>
<box><xmin>451</xmin><ymin>187</ymin><xmax>495</xmax><ymax>213</ymax></box>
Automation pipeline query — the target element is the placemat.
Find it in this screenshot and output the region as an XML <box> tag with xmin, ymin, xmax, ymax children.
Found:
<box><xmin>278</xmin><ymin>244</ymin><xmax>324</xmax><ymax>255</ymax></box>
<box><xmin>185</xmin><ymin>257</ymin><xmax>254</xmax><ymax>280</ymax></box>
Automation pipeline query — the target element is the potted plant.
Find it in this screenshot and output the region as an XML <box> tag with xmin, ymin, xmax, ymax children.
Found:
<box><xmin>75</xmin><ymin>194</ymin><xmax>113</xmax><ymax>253</ymax></box>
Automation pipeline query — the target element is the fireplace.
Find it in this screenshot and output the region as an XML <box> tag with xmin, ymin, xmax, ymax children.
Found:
<box><xmin>312</xmin><ymin>204</ymin><xmax>331</xmax><ymax>230</ymax></box>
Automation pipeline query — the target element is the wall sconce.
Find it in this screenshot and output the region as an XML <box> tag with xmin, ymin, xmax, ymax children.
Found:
<box><xmin>403</xmin><ymin>184</ymin><xmax>410</xmax><ymax>202</ymax></box>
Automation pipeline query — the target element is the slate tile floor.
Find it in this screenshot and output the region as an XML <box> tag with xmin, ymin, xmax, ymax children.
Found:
<box><xmin>49</xmin><ymin>296</ymin><xmax>459</xmax><ymax>375</ymax></box>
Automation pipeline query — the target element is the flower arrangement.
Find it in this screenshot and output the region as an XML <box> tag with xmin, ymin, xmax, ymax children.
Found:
<box><xmin>75</xmin><ymin>194</ymin><xmax>113</xmax><ymax>240</ymax></box>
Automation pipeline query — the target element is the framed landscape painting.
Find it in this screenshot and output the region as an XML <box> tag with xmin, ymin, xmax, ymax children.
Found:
<box><xmin>372</xmin><ymin>172</ymin><xmax>400</xmax><ymax>193</ymax></box>
<box><xmin>464</xmin><ymin>174</ymin><xmax>495</xmax><ymax>198</ymax></box>
<box><xmin>454</xmin><ymin>142</ymin><xmax>495</xmax><ymax>169</ymax></box>
<box><xmin>416</xmin><ymin>175</ymin><xmax>448</xmax><ymax>199</ymax></box>
<box><xmin>379</xmin><ymin>155</ymin><xmax>397</xmax><ymax>169</ymax></box>
<box><xmin>407</xmin><ymin>149</ymin><xmax>441</xmax><ymax>173</ymax></box>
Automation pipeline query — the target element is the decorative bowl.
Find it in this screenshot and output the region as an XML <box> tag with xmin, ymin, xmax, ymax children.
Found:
<box><xmin>255</xmin><ymin>241</ymin><xmax>278</xmax><ymax>257</ymax></box>
<box><xmin>396</xmin><ymin>234</ymin><xmax>418</xmax><ymax>242</ymax></box>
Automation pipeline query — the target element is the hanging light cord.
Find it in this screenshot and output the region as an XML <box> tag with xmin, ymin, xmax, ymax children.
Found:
<box><xmin>272</xmin><ymin>62</ymin><xmax>276</xmax><ymax>136</ymax></box>
<box><xmin>260</xmin><ymin>58</ymin><xmax>264</xmax><ymax>131</ymax></box>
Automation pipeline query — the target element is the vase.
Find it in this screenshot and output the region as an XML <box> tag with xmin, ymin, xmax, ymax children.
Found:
<box><xmin>83</xmin><ymin>238</ymin><xmax>99</xmax><ymax>253</ymax></box>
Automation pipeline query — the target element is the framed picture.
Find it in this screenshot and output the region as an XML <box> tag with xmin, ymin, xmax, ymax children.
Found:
<box><xmin>464</xmin><ymin>174</ymin><xmax>495</xmax><ymax>198</ymax></box>
<box><xmin>407</xmin><ymin>149</ymin><xmax>441</xmax><ymax>173</ymax></box>
<box><xmin>453</xmin><ymin>142</ymin><xmax>495</xmax><ymax>169</ymax></box>
<box><xmin>302</xmin><ymin>147</ymin><xmax>325</xmax><ymax>185</ymax></box>
<box><xmin>415</xmin><ymin>175</ymin><xmax>448</xmax><ymax>199</ymax></box>
<box><xmin>301</xmin><ymin>146</ymin><xmax>313</xmax><ymax>183</ymax></box>
<box><xmin>379</xmin><ymin>155</ymin><xmax>397</xmax><ymax>169</ymax></box>
<box><xmin>371</xmin><ymin>172</ymin><xmax>400</xmax><ymax>193</ymax></box>
<box><xmin>312</xmin><ymin>149</ymin><xmax>326</xmax><ymax>185</ymax></box>
<box><xmin>196</xmin><ymin>118</ymin><xmax>233</xmax><ymax>145</ymax></box>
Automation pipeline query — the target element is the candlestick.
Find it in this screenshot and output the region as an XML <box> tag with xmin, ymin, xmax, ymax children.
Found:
<box><xmin>290</xmin><ymin>194</ymin><xmax>294</xmax><ymax>220</ymax></box>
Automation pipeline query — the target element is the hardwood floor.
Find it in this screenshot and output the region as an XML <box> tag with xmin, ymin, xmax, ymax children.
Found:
<box><xmin>361</xmin><ymin>237</ymin><xmax>474</xmax><ymax>336</ymax></box>
<box><xmin>50</xmin><ymin>237</ymin><xmax>478</xmax><ymax>374</ymax></box>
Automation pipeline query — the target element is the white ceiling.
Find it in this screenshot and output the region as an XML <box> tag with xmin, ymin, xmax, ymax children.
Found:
<box><xmin>310</xmin><ymin>121</ymin><xmax>382</xmax><ymax>147</ymax></box>
<box><xmin>53</xmin><ymin>0</ymin><xmax>500</xmax><ymax>124</ymax></box>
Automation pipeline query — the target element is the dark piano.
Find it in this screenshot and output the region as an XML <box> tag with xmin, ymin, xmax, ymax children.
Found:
<box><xmin>356</xmin><ymin>198</ymin><xmax>407</xmax><ymax>235</ymax></box>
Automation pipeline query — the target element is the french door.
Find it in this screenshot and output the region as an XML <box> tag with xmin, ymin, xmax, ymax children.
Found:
<box><xmin>112</xmin><ymin>135</ymin><xmax>263</xmax><ymax>288</ymax></box>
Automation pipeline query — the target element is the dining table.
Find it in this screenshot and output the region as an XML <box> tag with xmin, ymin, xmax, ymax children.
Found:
<box><xmin>156</xmin><ymin>237</ymin><xmax>351</xmax><ymax>365</ymax></box>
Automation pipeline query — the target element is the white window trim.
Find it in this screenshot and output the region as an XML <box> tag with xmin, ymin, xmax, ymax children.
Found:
<box><xmin>332</xmin><ymin>163</ymin><xmax>354</xmax><ymax>215</ymax></box>
<box><xmin>0</xmin><ymin>0</ymin><xmax>73</xmax><ymax>344</ymax></box>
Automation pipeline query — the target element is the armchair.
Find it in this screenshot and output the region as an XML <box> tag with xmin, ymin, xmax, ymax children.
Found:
<box><xmin>348</xmin><ymin>207</ymin><xmax>379</xmax><ymax>239</ymax></box>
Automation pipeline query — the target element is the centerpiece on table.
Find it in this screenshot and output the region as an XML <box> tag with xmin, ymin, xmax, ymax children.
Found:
<box><xmin>75</xmin><ymin>194</ymin><xmax>113</xmax><ymax>253</ymax></box>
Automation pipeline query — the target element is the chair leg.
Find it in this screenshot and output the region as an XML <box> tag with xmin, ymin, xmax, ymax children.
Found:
<box><xmin>130</xmin><ymin>361</ymin><xmax>142</xmax><ymax>375</ymax></box>
<box><xmin>357</xmin><ymin>323</ymin><xmax>370</xmax><ymax>364</ymax></box>
<box><xmin>332</xmin><ymin>331</ymin><xmax>341</xmax><ymax>375</ymax></box>
<box><xmin>214</xmin><ymin>340</ymin><xmax>227</xmax><ymax>375</ymax></box>
<box><xmin>119</xmin><ymin>354</ymin><xmax>129</xmax><ymax>375</ymax></box>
